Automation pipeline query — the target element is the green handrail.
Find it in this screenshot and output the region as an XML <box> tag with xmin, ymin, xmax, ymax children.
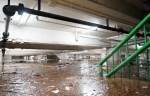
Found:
<box><xmin>106</xmin><ymin>41</ymin><xmax>150</xmax><ymax>77</ymax></box>
<box><xmin>126</xmin><ymin>41</ymin><xmax>130</xmax><ymax>79</ymax></box>
<box><xmin>99</xmin><ymin>13</ymin><xmax>150</xmax><ymax>75</ymax></box>
<box><xmin>144</xmin><ymin>25</ymin><xmax>150</xmax><ymax>81</ymax></box>
<box><xmin>119</xmin><ymin>48</ymin><xmax>122</xmax><ymax>78</ymax></box>
<box><xmin>134</xmin><ymin>34</ymin><xmax>139</xmax><ymax>80</ymax></box>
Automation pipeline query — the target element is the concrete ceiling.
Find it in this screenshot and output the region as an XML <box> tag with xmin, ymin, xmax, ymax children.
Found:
<box><xmin>0</xmin><ymin>0</ymin><xmax>147</xmax><ymax>56</ymax></box>
<box><xmin>89</xmin><ymin>0</ymin><xmax>150</xmax><ymax>20</ymax></box>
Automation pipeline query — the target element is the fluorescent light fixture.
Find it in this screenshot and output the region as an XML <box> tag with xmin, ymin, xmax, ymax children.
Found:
<box><xmin>19</xmin><ymin>12</ymin><xmax>29</xmax><ymax>24</ymax></box>
<box><xmin>90</xmin><ymin>26</ymin><xmax>98</xmax><ymax>30</ymax></box>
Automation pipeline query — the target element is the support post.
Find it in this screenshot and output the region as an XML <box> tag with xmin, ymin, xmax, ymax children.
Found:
<box><xmin>119</xmin><ymin>48</ymin><xmax>122</xmax><ymax>78</ymax></box>
<box><xmin>126</xmin><ymin>41</ymin><xmax>130</xmax><ymax>79</ymax></box>
<box><xmin>38</xmin><ymin>0</ymin><xmax>41</xmax><ymax>11</ymax></box>
<box><xmin>106</xmin><ymin>60</ymin><xmax>108</xmax><ymax>74</ymax></box>
<box><xmin>134</xmin><ymin>34</ymin><xmax>139</xmax><ymax>80</ymax></box>
<box><xmin>143</xmin><ymin>25</ymin><xmax>150</xmax><ymax>82</ymax></box>
<box><xmin>112</xmin><ymin>54</ymin><xmax>115</xmax><ymax>77</ymax></box>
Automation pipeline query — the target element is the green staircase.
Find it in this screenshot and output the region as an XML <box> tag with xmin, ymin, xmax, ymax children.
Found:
<box><xmin>99</xmin><ymin>13</ymin><xmax>150</xmax><ymax>82</ymax></box>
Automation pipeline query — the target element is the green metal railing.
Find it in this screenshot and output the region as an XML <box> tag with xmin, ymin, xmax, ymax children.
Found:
<box><xmin>99</xmin><ymin>13</ymin><xmax>150</xmax><ymax>81</ymax></box>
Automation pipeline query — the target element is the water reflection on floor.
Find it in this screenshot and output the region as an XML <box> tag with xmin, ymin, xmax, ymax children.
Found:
<box><xmin>0</xmin><ymin>60</ymin><xmax>150</xmax><ymax>96</ymax></box>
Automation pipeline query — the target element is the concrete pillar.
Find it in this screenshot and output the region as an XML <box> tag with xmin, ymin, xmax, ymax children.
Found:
<box><xmin>106</xmin><ymin>48</ymin><xmax>119</xmax><ymax>62</ymax></box>
<box><xmin>4</xmin><ymin>55</ymin><xmax>12</xmax><ymax>63</ymax></box>
<box><xmin>101</xmin><ymin>53</ymin><xmax>106</xmax><ymax>60</ymax></box>
<box><xmin>33</xmin><ymin>55</ymin><xmax>38</xmax><ymax>62</ymax></box>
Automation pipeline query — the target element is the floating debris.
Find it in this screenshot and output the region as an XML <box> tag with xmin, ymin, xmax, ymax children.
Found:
<box><xmin>51</xmin><ymin>88</ymin><xmax>59</xmax><ymax>94</ymax></box>
<box><xmin>9</xmin><ymin>82</ymin><xmax>23</xmax><ymax>85</ymax></box>
<box><xmin>34</xmin><ymin>74</ymin><xmax>41</xmax><ymax>77</ymax></box>
<box><xmin>102</xmin><ymin>67</ymin><xmax>107</xmax><ymax>71</ymax></box>
<box><xmin>69</xmin><ymin>84</ymin><xmax>73</xmax><ymax>87</ymax></box>
<box><xmin>142</xmin><ymin>86</ymin><xmax>148</xmax><ymax>89</ymax></box>
<box><xmin>65</xmin><ymin>86</ymin><xmax>70</xmax><ymax>91</ymax></box>
<box><xmin>42</xmin><ymin>65</ymin><xmax>50</xmax><ymax>67</ymax></box>
<box><xmin>48</xmin><ymin>86</ymin><xmax>55</xmax><ymax>88</ymax></box>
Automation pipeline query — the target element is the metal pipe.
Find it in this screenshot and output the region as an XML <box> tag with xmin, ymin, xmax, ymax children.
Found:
<box><xmin>4</xmin><ymin>16</ymin><xmax>11</xmax><ymax>34</ymax></box>
<box><xmin>8</xmin><ymin>0</ymin><xmax>10</xmax><ymax>6</ymax></box>
<box><xmin>4</xmin><ymin>4</ymin><xmax>150</xmax><ymax>37</ymax></box>
<box><xmin>106</xmin><ymin>18</ymin><xmax>109</xmax><ymax>27</ymax></box>
<box><xmin>1</xmin><ymin>16</ymin><xmax>11</xmax><ymax>57</ymax></box>
<box><xmin>38</xmin><ymin>0</ymin><xmax>41</xmax><ymax>11</ymax></box>
<box><xmin>10</xmin><ymin>5</ymin><xmax>129</xmax><ymax>33</ymax></box>
<box><xmin>1</xmin><ymin>5</ymin><xmax>135</xmax><ymax>35</ymax></box>
<box><xmin>99</xmin><ymin>13</ymin><xmax>150</xmax><ymax>72</ymax></box>
<box><xmin>106</xmin><ymin>41</ymin><xmax>150</xmax><ymax>77</ymax></box>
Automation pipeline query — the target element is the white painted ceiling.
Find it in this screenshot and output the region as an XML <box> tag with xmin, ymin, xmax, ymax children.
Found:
<box><xmin>0</xmin><ymin>0</ymin><xmax>144</xmax><ymax>56</ymax></box>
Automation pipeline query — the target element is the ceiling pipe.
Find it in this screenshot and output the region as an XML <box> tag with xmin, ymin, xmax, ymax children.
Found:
<box><xmin>1</xmin><ymin>0</ymin><xmax>15</xmax><ymax>57</ymax></box>
<box><xmin>2</xmin><ymin>17</ymin><xmax>11</xmax><ymax>57</ymax></box>
<box><xmin>8</xmin><ymin>0</ymin><xmax>10</xmax><ymax>5</ymax></box>
<box><xmin>3</xmin><ymin>4</ymin><xmax>127</xmax><ymax>33</ymax></box>
<box><xmin>106</xmin><ymin>18</ymin><xmax>109</xmax><ymax>27</ymax></box>
<box><xmin>38</xmin><ymin>0</ymin><xmax>41</xmax><ymax>11</ymax></box>
<box><xmin>36</xmin><ymin>16</ymin><xmax>115</xmax><ymax>35</ymax></box>
<box><xmin>3</xmin><ymin>4</ymin><xmax>150</xmax><ymax>37</ymax></box>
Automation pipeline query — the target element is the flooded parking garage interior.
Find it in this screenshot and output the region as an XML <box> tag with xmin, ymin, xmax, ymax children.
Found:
<box><xmin>0</xmin><ymin>0</ymin><xmax>150</xmax><ymax>96</ymax></box>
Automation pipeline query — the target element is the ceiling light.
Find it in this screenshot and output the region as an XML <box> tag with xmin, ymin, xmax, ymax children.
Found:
<box><xmin>19</xmin><ymin>12</ymin><xmax>29</xmax><ymax>24</ymax></box>
<box><xmin>90</xmin><ymin>26</ymin><xmax>98</xmax><ymax>30</ymax></box>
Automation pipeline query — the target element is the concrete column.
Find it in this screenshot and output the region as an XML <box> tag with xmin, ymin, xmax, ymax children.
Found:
<box><xmin>106</xmin><ymin>48</ymin><xmax>119</xmax><ymax>62</ymax></box>
<box><xmin>101</xmin><ymin>53</ymin><xmax>106</xmax><ymax>60</ymax></box>
<box><xmin>4</xmin><ymin>55</ymin><xmax>12</xmax><ymax>63</ymax></box>
<box><xmin>33</xmin><ymin>55</ymin><xmax>38</xmax><ymax>62</ymax></box>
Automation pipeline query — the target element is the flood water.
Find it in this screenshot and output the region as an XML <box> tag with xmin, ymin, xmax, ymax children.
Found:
<box><xmin>0</xmin><ymin>60</ymin><xmax>150</xmax><ymax>96</ymax></box>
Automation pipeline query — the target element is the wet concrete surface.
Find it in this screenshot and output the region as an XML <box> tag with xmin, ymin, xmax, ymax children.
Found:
<box><xmin>0</xmin><ymin>60</ymin><xmax>150</xmax><ymax>96</ymax></box>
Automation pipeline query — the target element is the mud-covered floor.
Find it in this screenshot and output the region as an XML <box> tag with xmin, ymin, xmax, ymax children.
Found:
<box><xmin>0</xmin><ymin>60</ymin><xmax>150</xmax><ymax>96</ymax></box>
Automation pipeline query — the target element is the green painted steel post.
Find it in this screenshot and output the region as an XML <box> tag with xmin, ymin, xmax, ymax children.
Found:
<box><xmin>100</xmin><ymin>64</ymin><xmax>103</xmax><ymax>75</ymax></box>
<box><xmin>106</xmin><ymin>60</ymin><xmax>108</xmax><ymax>74</ymax></box>
<box><xmin>113</xmin><ymin>54</ymin><xmax>115</xmax><ymax>77</ymax></box>
<box><xmin>106</xmin><ymin>41</ymin><xmax>150</xmax><ymax>77</ymax></box>
<box><xmin>143</xmin><ymin>25</ymin><xmax>150</xmax><ymax>82</ymax></box>
<box><xmin>126</xmin><ymin>41</ymin><xmax>130</xmax><ymax>79</ymax></box>
<box><xmin>119</xmin><ymin>49</ymin><xmax>122</xmax><ymax>78</ymax></box>
<box><xmin>134</xmin><ymin>34</ymin><xmax>139</xmax><ymax>80</ymax></box>
<box><xmin>99</xmin><ymin>14</ymin><xmax>150</xmax><ymax>72</ymax></box>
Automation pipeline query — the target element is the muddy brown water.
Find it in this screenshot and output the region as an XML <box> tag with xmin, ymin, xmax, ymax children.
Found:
<box><xmin>0</xmin><ymin>60</ymin><xmax>150</xmax><ymax>96</ymax></box>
